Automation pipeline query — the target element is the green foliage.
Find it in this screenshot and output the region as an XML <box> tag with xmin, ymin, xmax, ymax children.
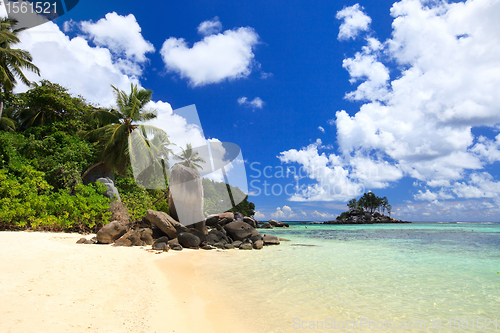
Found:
<box><xmin>115</xmin><ymin>176</ymin><xmax>154</xmax><ymax>222</ymax></box>
<box><xmin>342</xmin><ymin>192</ymin><xmax>391</xmax><ymax>217</ymax></box>
<box><xmin>0</xmin><ymin>166</ymin><xmax>110</xmax><ymax>231</ymax></box>
<box><xmin>337</xmin><ymin>211</ymin><xmax>349</xmax><ymax>220</ymax></box>
<box><xmin>202</xmin><ymin>178</ymin><xmax>255</xmax><ymax>217</ymax></box>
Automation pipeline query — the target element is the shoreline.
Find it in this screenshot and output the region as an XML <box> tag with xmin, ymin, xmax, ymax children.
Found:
<box><xmin>0</xmin><ymin>231</ymin><xmax>253</xmax><ymax>333</ymax></box>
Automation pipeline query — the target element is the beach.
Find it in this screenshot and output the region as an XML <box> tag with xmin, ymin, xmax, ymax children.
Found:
<box><xmin>0</xmin><ymin>231</ymin><xmax>253</xmax><ymax>333</ymax></box>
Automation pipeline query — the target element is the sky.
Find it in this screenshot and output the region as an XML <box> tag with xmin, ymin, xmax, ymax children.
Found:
<box><xmin>3</xmin><ymin>0</ymin><xmax>500</xmax><ymax>221</ymax></box>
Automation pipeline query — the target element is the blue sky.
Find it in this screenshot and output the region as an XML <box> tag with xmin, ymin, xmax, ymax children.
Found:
<box><xmin>5</xmin><ymin>0</ymin><xmax>500</xmax><ymax>221</ymax></box>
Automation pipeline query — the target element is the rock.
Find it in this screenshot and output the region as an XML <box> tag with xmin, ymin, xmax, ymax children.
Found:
<box><xmin>232</xmin><ymin>240</ymin><xmax>243</xmax><ymax>248</ymax></box>
<box><xmin>84</xmin><ymin>239</ymin><xmax>95</xmax><ymax>244</ymax></box>
<box><xmin>243</xmin><ymin>217</ymin><xmax>257</xmax><ymax>228</ymax></box>
<box><xmin>239</xmin><ymin>243</ymin><xmax>253</xmax><ymax>250</ymax></box>
<box><xmin>170</xmin><ymin>243</ymin><xmax>183</xmax><ymax>251</ymax></box>
<box><xmin>269</xmin><ymin>219</ymin><xmax>289</xmax><ymax>227</ymax></box>
<box><xmin>278</xmin><ymin>237</ymin><xmax>291</xmax><ymax>241</ymax></box>
<box><xmin>233</xmin><ymin>212</ymin><xmax>244</xmax><ymax>221</ymax></box>
<box><xmin>263</xmin><ymin>234</ymin><xmax>280</xmax><ymax>245</ymax></box>
<box><xmin>224</xmin><ymin>243</ymin><xmax>235</xmax><ymax>249</ymax></box>
<box><xmin>146</xmin><ymin>210</ymin><xmax>187</xmax><ymax>239</ymax></box>
<box><xmin>224</xmin><ymin>221</ymin><xmax>255</xmax><ymax>241</ymax></box>
<box><xmin>96</xmin><ymin>177</ymin><xmax>121</xmax><ymax>201</ymax></box>
<box><xmin>178</xmin><ymin>232</ymin><xmax>201</xmax><ymax>248</ymax></box>
<box><xmin>114</xmin><ymin>234</ymin><xmax>132</xmax><ymax>246</ymax></box>
<box><xmin>167</xmin><ymin>238</ymin><xmax>179</xmax><ymax>246</ymax></box>
<box><xmin>205</xmin><ymin>214</ymin><xmax>219</xmax><ymax>227</ymax></box>
<box><xmin>152</xmin><ymin>242</ymin><xmax>169</xmax><ymax>251</ymax></box>
<box><xmin>218</xmin><ymin>212</ymin><xmax>234</xmax><ymax>220</ymax></box>
<box><xmin>253</xmin><ymin>240</ymin><xmax>264</xmax><ymax>250</ymax></box>
<box><xmin>139</xmin><ymin>228</ymin><xmax>154</xmax><ymax>245</ymax></box>
<box><xmin>257</xmin><ymin>222</ymin><xmax>273</xmax><ymax>229</ymax></box>
<box><xmin>250</xmin><ymin>233</ymin><xmax>264</xmax><ymax>243</ymax></box>
<box><xmin>168</xmin><ymin>164</ymin><xmax>205</xmax><ymax>229</ymax></box>
<box><xmin>201</xmin><ymin>245</ymin><xmax>215</xmax><ymax>250</ymax></box>
<box><xmin>154</xmin><ymin>236</ymin><xmax>170</xmax><ymax>244</ymax></box>
<box><xmin>187</xmin><ymin>229</ymin><xmax>208</xmax><ymax>243</ymax></box>
<box><xmin>96</xmin><ymin>221</ymin><xmax>127</xmax><ymax>244</ymax></box>
<box><xmin>213</xmin><ymin>242</ymin><xmax>226</xmax><ymax>249</ymax></box>
<box><xmin>76</xmin><ymin>238</ymin><xmax>87</xmax><ymax>244</ymax></box>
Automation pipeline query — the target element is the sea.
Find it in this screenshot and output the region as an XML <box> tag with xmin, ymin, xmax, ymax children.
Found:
<box><xmin>196</xmin><ymin>222</ymin><xmax>500</xmax><ymax>332</ymax></box>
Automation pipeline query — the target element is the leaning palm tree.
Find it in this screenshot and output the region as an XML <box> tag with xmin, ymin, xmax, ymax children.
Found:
<box><xmin>174</xmin><ymin>143</ymin><xmax>206</xmax><ymax>170</ymax></box>
<box><xmin>0</xmin><ymin>106</ymin><xmax>16</xmax><ymax>131</ymax></box>
<box><xmin>0</xmin><ymin>18</ymin><xmax>40</xmax><ymax>118</ymax></box>
<box><xmin>82</xmin><ymin>84</ymin><xmax>161</xmax><ymax>175</ymax></box>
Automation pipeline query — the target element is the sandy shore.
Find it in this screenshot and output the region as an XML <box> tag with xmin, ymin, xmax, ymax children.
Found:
<box><xmin>0</xmin><ymin>231</ymin><xmax>253</xmax><ymax>333</ymax></box>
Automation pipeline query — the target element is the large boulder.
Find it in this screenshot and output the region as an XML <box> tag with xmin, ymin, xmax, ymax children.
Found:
<box><xmin>257</xmin><ymin>222</ymin><xmax>273</xmax><ymax>229</ymax></box>
<box><xmin>263</xmin><ymin>234</ymin><xmax>281</xmax><ymax>245</ymax></box>
<box><xmin>96</xmin><ymin>221</ymin><xmax>127</xmax><ymax>244</ymax></box>
<box><xmin>177</xmin><ymin>232</ymin><xmax>201</xmax><ymax>248</ymax></box>
<box><xmin>224</xmin><ymin>221</ymin><xmax>255</xmax><ymax>241</ymax></box>
<box><xmin>168</xmin><ymin>164</ymin><xmax>205</xmax><ymax>233</ymax></box>
<box><xmin>253</xmin><ymin>240</ymin><xmax>264</xmax><ymax>250</ymax></box>
<box><xmin>243</xmin><ymin>216</ymin><xmax>258</xmax><ymax>228</ymax></box>
<box><xmin>268</xmin><ymin>219</ymin><xmax>289</xmax><ymax>227</ymax></box>
<box><xmin>205</xmin><ymin>214</ymin><xmax>219</xmax><ymax>227</ymax></box>
<box><xmin>146</xmin><ymin>210</ymin><xmax>187</xmax><ymax>239</ymax></box>
<box><xmin>114</xmin><ymin>228</ymin><xmax>154</xmax><ymax>246</ymax></box>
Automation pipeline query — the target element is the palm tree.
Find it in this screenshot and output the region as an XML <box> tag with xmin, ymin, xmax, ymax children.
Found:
<box><xmin>174</xmin><ymin>143</ymin><xmax>206</xmax><ymax>170</ymax></box>
<box><xmin>0</xmin><ymin>18</ymin><xmax>40</xmax><ymax>118</ymax></box>
<box><xmin>0</xmin><ymin>106</ymin><xmax>16</xmax><ymax>131</ymax></box>
<box><xmin>82</xmin><ymin>84</ymin><xmax>162</xmax><ymax>175</ymax></box>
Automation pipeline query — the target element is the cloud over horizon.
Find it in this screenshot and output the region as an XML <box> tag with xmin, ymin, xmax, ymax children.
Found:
<box><xmin>279</xmin><ymin>0</ymin><xmax>500</xmax><ymax>217</ymax></box>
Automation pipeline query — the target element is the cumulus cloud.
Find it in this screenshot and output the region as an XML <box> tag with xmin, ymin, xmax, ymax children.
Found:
<box><xmin>336</xmin><ymin>4</ymin><xmax>371</xmax><ymax>40</ymax></box>
<box><xmin>16</xmin><ymin>21</ymin><xmax>141</xmax><ymax>106</ymax></box>
<box><xmin>271</xmin><ymin>205</ymin><xmax>297</xmax><ymax>219</ymax></box>
<box><xmin>197</xmin><ymin>17</ymin><xmax>223</xmax><ymax>36</ymax></box>
<box><xmin>80</xmin><ymin>12</ymin><xmax>155</xmax><ymax>63</ymax></box>
<box><xmin>280</xmin><ymin>0</ymin><xmax>500</xmax><ymax>210</ymax></box>
<box><xmin>254</xmin><ymin>211</ymin><xmax>266</xmax><ymax>220</ymax></box>
<box><xmin>238</xmin><ymin>96</ymin><xmax>264</xmax><ymax>109</ymax></box>
<box><xmin>160</xmin><ymin>22</ymin><xmax>260</xmax><ymax>86</ymax></box>
<box><xmin>318</xmin><ymin>126</ymin><xmax>325</xmax><ymax>133</ymax></box>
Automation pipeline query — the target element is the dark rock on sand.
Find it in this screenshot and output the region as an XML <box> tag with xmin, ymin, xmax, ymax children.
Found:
<box><xmin>152</xmin><ymin>242</ymin><xmax>169</xmax><ymax>251</ymax></box>
<box><xmin>269</xmin><ymin>219</ymin><xmax>289</xmax><ymax>227</ymax></box>
<box><xmin>170</xmin><ymin>243</ymin><xmax>183</xmax><ymax>251</ymax></box>
<box><xmin>263</xmin><ymin>234</ymin><xmax>281</xmax><ymax>245</ymax></box>
<box><xmin>154</xmin><ymin>236</ymin><xmax>170</xmax><ymax>244</ymax></box>
<box><xmin>178</xmin><ymin>232</ymin><xmax>201</xmax><ymax>248</ymax></box>
<box><xmin>253</xmin><ymin>240</ymin><xmax>264</xmax><ymax>250</ymax></box>
<box><xmin>76</xmin><ymin>238</ymin><xmax>87</xmax><ymax>244</ymax></box>
<box><xmin>202</xmin><ymin>245</ymin><xmax>215</xmax><ymax>250</ymax></box>
<box><xmin>96</xmin><ymin>221</ymin><xmax>127</xmax><ymax>244</ymax></box>
<box><xmin>224</xmin><ymin>221</ymin><xmax>255</xmax><ymax>241</ymax></box>
<box><xmin>146</xmin><ymin>210</ymin><xmax>187</xmax><ymax>239</ymax></box>
<box><xmin>232</xmin><ymin>240</ymin><xmax>243</xmax><ymax>248</ymax></box>
<box><xmin>239</xmin><ymin>243</ymin><xmax>253</xmax><ymax>250</ymax></box>
<box><xmin>224</xmin><ymin>243</ymin><xmax>235</xmax><ymax>249</ymax></box>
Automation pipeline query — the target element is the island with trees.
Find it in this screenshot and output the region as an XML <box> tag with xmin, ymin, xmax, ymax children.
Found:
<box><xmin>324</xmin><ymin>192</ymin><xmax>411</xmax><ymax>224</ymax></box>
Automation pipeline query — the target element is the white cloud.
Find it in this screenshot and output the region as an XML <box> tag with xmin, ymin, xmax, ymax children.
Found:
<box><xmin>280</xmin><ymin>0</ymin><xmax>500</xmax><ymax>209</ymax></box>
<box><xmin>160</xmin><ymin>23</ymin><xmax>260</xmax><ymax>87</ymax></box>
<box><xmin>238</xmin><ymin>96</ymin><xmax>264</xmax><ymax>109</ymax></box>
<box><xmin>318</xmin><ymin>126</ymin><xmax>325</xmax><ymax>133</ymax></box>
<box><xmin>80</xmin><ymin>12</ymin><xmax>155</xmax><ymax>64</ymax></box>
<box><xmin>336</xmin><ymin>4</ymin><xmax>372</xmax><ymax>41</ymax></box>
<box><xmin>271</xmin><ymin>205</ymin><xmax>297</xmax><ymax>219</ymax></box>
<box><xmin>16</xmin><ymin>21</ymin><xmax>141</xmax><ymax>106</ymax></box>
<box><xmin>197</xmin><ymin>17</ymin><xmax>223</xmax><ymax>36</ymax></box>
<box><xmin>254</xmin><ymin>211</ymin><xmax>266</xmax><ymax>220</ymax></box>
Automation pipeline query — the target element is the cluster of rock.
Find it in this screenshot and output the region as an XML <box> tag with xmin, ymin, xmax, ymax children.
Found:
<box><xmin>77</xmin><ymin>210</ymin><xmax>286</xmax><ymax>251</ymax></box>
<box><xmin>324</xmin><ymin>210</ymin><xmax>411</xmax><ymax>224</ymax></box>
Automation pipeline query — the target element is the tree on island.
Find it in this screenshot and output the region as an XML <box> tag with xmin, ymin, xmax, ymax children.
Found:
<box><xmin>347</xmin><ymin>192</ymin><xmax>390</xmax><ymax>215</ymax></box>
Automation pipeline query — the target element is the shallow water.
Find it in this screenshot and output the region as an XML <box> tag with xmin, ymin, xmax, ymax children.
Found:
<box><xmin>195</xmin><ymin>222</ymin><xmax>500</xmax><ymax>332</ymax></box>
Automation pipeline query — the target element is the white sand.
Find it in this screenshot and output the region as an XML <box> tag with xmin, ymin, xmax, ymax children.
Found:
<box><xmin>0</xmin><ymin>231</ymin><xmax>252</xmax><ymax>333</ymax></box>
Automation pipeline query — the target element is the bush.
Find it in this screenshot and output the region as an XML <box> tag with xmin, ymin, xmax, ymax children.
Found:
<box><xmin>0</xmin><ymin>167</ymin><xmax>110</xmax><ymax>232</ymax></box>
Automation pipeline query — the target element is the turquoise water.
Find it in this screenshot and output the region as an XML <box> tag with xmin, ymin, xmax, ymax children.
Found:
<box><xmin>199</xmin><ymin>222</ymin><xmax>500</xmax><ymax>332</ymax></box>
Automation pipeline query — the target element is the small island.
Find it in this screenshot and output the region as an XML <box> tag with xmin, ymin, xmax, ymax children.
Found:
<box><xmin>324</xmin><ymin>192</ymin><xmax>411</xmax><ymax>225</ymax></box>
